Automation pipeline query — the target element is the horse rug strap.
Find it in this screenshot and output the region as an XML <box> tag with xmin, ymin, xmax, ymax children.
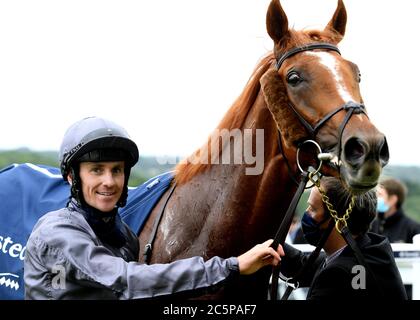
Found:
<box><xmin>142</xmin><ymin>182</ymin><xmax>177</xmax><ymax>264</ymax></box>
<box><xmin>120</xmin><ymin>171</ymin><xmax>175</xmax><ymax>235</ymax></box>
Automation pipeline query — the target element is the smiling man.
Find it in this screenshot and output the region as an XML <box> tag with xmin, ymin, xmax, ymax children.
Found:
<box><xmin>24</xmin><ymin>116</ymin><xmax>284</xmax><ymax>300</ymax></box>
<box><xmin>78</xmin><ymin>161</ymin><xmax>125</xmax><ymax>212</ymax></box>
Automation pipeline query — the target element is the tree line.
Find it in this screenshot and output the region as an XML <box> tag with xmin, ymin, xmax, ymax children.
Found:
<box><xmin>1</xmin><ymin>148</ymin><xmax>419</xmax><ymax>222</ymax></box>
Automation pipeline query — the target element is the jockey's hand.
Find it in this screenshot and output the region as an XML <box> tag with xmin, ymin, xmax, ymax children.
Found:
<box><xmin>237</xmin><ymin>239</ymin><xmax>284</xmax><ymax>275</ymax></box>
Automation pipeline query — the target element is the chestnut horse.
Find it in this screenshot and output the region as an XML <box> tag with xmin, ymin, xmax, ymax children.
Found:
<box><xmin>139</xmin><ymin>0</ymin><xmax>389</xmax><ymax>299</ymax></box>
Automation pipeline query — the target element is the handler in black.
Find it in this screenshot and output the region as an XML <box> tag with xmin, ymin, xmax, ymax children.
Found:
<box><xmin>280</xmin><ymin>177</ymin><xmax>407</xmax><ymax>300</ymax></box>
<box><xmin>24</xmin><ymin>116</ymin><xmax>284</xmax><ymax>299</ymax></box>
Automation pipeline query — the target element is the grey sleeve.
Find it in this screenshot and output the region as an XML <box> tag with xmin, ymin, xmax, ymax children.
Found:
<box><xmin>124</xmin><ymin>255</ymin><xmax>239</xmax><ymax>299</ymax></box>
<box><xmin>26</xmin><ymin>223</ymin><xmax>239</xmax><ymax>299</ymax></box>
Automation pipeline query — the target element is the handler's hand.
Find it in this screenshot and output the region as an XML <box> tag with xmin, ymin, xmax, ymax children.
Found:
<box><xmin>237</xmin><ymin>239</ymin><xmax>284</xmax><ymax>275</ymax></box>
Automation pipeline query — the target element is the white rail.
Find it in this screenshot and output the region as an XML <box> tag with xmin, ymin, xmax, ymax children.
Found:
<box><xmin>392</xmin><ymin>234</ymin><xmax>420</xmax><ymax>299</ymax></box>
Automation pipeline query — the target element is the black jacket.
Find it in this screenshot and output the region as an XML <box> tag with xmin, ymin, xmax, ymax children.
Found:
<box><xmin>280</xmin><ymin>232</ymin><xmax>407</xmax><ymax>300</ymax></box>
<box><xmin>370</xmin><ymin>209</ymin><xmax>420</xmax><ymax>243</ymax></box>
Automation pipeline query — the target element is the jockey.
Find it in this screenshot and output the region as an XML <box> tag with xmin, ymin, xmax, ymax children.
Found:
<box><xmin>24</xmin><ymin>116</ymin><xmax>284</xmax><ymax>299</ymax></box>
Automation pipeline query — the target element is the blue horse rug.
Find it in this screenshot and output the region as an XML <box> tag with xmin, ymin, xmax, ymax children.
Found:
<box><xmin>0</xmin><ymin>163</ymin><xmax>174</xmax><ymax>300</ymax></box>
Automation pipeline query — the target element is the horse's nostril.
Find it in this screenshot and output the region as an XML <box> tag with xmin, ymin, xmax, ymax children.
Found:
<box><xmin>344</xmin><ymin>137</ymin><xmax>366</xmax><ymax>165</ymax></box>
<box><xmin>379</xmin><ymin>137</ymin><xmax>390</xmax><ymax>166</ymax></box>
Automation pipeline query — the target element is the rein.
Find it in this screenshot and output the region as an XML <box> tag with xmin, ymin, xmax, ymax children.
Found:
<box><xmin>280</xmin><ymin>217</ymin><xmax>336</xmax><ymax>300</ymax></box>
<box><xmin>269</xmin><ymin>170</ymin><xmax>310</xmax><ymax>299</ymax></box>
<box><xmin>269</xmin><ymin>143</ymin><xmax>323</xmax><ymax>300</ymax></box>
<box><xmin>268</xmin><ymin>42</ymin><xmax>371</xmax><ymax>300</ymax></box>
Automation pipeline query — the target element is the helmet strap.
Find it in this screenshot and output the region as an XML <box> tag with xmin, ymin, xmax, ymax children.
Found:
<box><xmin>67</xmin><ymin>166</ymin><xmax>86</xmax><ymax>207</ymax></box>
<box><xmin>116</xmin><ymin>166</ymin><xmax>131</xmax><ymax>208</ymax></box>
<box><xmin>67</xmin><ymin>165</ymin><xmax>130</xmax><ymax>209</ymax></box>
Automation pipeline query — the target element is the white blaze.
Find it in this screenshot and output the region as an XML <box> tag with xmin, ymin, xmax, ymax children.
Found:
<box><xmin>306</xmin><ymin>51</ymin><xmax>355</xmax><ymax>103</ymax></box>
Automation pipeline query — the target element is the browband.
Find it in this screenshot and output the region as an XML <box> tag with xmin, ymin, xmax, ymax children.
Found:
<box><xmin>276</xmin><ymin>43</ymin><xmax>341</xmax><ymax>70</ymax></box>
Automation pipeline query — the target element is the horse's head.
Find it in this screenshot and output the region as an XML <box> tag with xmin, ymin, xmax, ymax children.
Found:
<box><xmin>261</xmin><ymin>0</ymin><xmax>389</xmax><ymax>193</ymax></box>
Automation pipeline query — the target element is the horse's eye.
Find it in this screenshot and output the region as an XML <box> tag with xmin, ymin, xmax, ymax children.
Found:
<box><xmin>287</xmin><ymin>72</ymin><xmax>303</xmax><ymax>86</ymax></box>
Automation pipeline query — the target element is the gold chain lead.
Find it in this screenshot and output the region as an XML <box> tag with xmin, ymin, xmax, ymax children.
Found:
<box><xmin>308</xmin><ymin>172</ymin><xmax>356</xmax><ymax>234</ymax></box>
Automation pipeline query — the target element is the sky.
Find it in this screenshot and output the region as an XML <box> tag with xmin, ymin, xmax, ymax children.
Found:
<box><xmin>1</xmin><ymin>0</ymin><xmax>419</xmax><ymax>166</ymax></box>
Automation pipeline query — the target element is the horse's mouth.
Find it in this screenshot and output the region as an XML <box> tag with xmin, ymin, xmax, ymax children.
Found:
<box><xmin>319</xmin><ymin>160</ymin><xmax>340</xmax><ymax>178</ymax></box>
<box><xmin>347</xmin><ymin>181</ymin><xmax>378</xmax><ymax>194</ymax></box>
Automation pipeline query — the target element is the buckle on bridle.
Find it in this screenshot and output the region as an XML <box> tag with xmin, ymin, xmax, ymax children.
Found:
<box><xmin>143</xmin><ymin>243</ymin><xmax>152</xmax><ymax>256</ymax></box>
<box><xmin>343</xmin><ymin>101</ymin><xmax>365</xmax><ymax>114</ymax></box>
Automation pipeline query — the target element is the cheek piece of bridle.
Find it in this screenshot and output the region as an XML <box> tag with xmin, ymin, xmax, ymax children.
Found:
<box><xmin>277</xmin><ymin>43</ymin><xmax>368</xmax><ymax>178</ymax></box>
<box><xmin>269</xmin><ymin>43</ymin><xmax>374</xmax><ymax>300</ymax></box>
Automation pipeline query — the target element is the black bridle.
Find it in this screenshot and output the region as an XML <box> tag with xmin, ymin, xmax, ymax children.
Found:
<box><xmin>269</xmin><ymin>43</ymin><xmax>370</xmax><ymax>300</ymax></box>
<box><xmin>276</xmin><ymin>42</ymin><xmax>368</xmax><ymax>171</ymax></box>
<box><xmin>275</xmin><ymin>43</ymin><xmax>340</xmax><ymax>70</ymax></box>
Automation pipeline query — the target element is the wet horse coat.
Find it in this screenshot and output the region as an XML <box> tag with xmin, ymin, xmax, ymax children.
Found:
<box><xmin>0</xmin><ymin>0</ymin><xmax>389</xmax><ymax>300</ymax></box>
<box><xmin>139</xmin><ymin>0</ymin><xmax>389</xmax><ymax>299</ymax></box>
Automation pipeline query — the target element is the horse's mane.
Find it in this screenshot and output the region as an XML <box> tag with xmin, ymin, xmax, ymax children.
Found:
<box><xmin>174</xmin><ymin>28</ymin><xmax>341</xmax><ymax>185</ymax></box>
<box><xmin>215</xmin><ymin>53</ymin><xmax>276</xmax><ymax>131</ymax></box>
<box><xmin>174</xmin><ymin>52</ymin><xmax>275</xmax><ymax>185</ymax></box>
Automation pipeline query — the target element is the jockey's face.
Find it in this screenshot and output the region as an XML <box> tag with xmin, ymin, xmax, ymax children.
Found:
<box><xmin>78</xmin><ymin>161</ymin><xmax>125</xmax><ymax>212</ymax></box>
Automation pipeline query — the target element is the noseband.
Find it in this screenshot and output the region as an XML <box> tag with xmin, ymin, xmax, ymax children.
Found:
<box><xmin>275</xmin><ymin>43</ymin><xmax>368</xmax><ymax>166</ymax></box>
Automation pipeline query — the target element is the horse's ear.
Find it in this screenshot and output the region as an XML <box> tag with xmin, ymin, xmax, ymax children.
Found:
<box><xmin>266</xmin><ymin>0</ymin><xmax>289</xmax><ymax>44</ymax></box>
<box><xmin>326</xmin><ymin>0</ymin><xmax>347</xmax><ymax>38</ymax></box>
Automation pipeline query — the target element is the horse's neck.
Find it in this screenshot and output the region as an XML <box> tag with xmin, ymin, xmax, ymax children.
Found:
<box><xmin>154</xmin><ymin>92</ymin><xmax>298</xmax><ymax>261</ymax></box>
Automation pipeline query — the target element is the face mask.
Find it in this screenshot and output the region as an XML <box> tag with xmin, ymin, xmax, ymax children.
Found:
<box><xmin>376</xmin><ymin>197</ymin><xmax>390</xmax><ymax>214</ymax></box>
<box><xmin>301</xmin><ymin>211</ymin><xmax>329</xmax><ymax>246</ymax></box>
